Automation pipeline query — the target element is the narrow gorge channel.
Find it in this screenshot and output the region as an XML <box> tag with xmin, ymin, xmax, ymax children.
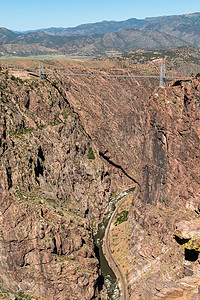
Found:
<box><xmin>94</xmin><ymin>188</ymin><xmax>134</xmax><ymax>299</ymax></box>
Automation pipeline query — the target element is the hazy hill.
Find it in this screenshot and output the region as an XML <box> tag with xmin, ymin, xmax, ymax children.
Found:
<box><xmin>0</xmin><ymin>28</ymin><xmax>17</xmax><ymax>43</ymax></box>
<box><xmin>77</xmin><ymin>29</ymin><xmax>188</xmax><ymax>55</ymax></box>
<box><xmin>1</xmin><ymin>12</ymin><xmax>200</xmax><ymax>57</ymax></box>
<box><xmin>17</xmin><ymin>18</ymin><xmax>149</xmax><ymax>36</ymax></box>
<box><xmin>40</xmin><ymin>18</ymin><xmax>149</xmax><ymax>36</ymax></box>
<box><xmin>140</xmin><ymin>13</ymin><xmax>200</xmax><ymax>48</ymax></box>
<box><xmin>0</xmin><ymin>28</ymin><xmax>188</xmax><ymax>57</ymax></box>
<box><xmin>15</xmin><ymin>12</ymin><xmax>200</xmax><ymax>41</ymax></box>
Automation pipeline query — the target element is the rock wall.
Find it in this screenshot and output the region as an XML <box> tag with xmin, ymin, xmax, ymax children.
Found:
<box><xmin>128</xmin><ymin>79</ymin><xmax>200</xmax><ymax>299</ymax></box>
<box><xmin>0</xmin><ymin>71</ymin><xmax>123</xmax><ymax>299</ymax></box>
<box><xmin>1</xmin><ymin>61</ymin><xmax>199</xmax><ymax>300</ymax></box>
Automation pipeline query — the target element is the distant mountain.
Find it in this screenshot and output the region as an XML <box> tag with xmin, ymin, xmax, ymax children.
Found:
<box><xmin>12</xmin><ymin>12</ymin><xmax>200</xmax><ymax>41</ymax></box>
<box><xmin>0</xmin><ymin>28</ymin><xmax>189</xmax><ymax>57</ymax></box>
<box><xmin>1</xmin><ymin>12</ymin><xmax>200</xmax><ymax>57</ymax></box>
<box><xmin>73</xmin><ymin>29</ymin><xmax>189</xmax><ymax>56</ymax></box>
<box><xmin>140</xmin><ymin>13</ymin><xmax>200</xmax><ymax>48</ymax></box>
<box><xmin>15</xmin><ymin>18</ymin><xmax>149</xmax><ymax>36</ymax></box>
<box><xmin>0</xmin><ymin>28</ymin><xmax>17</xmax><ymax>43</ymax></box>
<box><xmin>40</xmin><ymin>18</ymin><xmax>149</xmax><ymax>36</ymax></box>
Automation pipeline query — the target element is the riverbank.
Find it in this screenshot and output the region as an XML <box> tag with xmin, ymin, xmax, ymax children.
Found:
<box><xmin>109</xmin><ymin>193</ymin><xmax>133</xmax><ymax>278</ymax></box>
<box><xmin>103</xmin><ymin>188</ymin><xmax>136</xmax><ymax>300</ymax></box>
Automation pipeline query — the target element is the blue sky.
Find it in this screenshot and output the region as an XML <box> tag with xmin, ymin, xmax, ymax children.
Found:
<box><xmin>1</xmin><ymin>0</ymin><xmax>200</xmax><ymax>31</ymax></box>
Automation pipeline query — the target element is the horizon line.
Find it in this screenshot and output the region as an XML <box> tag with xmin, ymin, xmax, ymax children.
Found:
<box><xmin>1</xmin><ymin>11</ymin><xmax>200</xmax><ymax>32</ymax></box>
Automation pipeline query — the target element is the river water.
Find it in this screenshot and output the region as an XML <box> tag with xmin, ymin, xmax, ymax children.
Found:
<box><xmin>94</xmin><ymin>188</ymin><xmax>134</xmax><ymax>300</ymax></box>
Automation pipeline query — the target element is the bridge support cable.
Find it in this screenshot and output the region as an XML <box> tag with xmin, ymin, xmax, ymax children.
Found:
<box><xmin>38</xmin><ymin>64</ymin><xmax>192</xmax><ymax>84</ymax></box>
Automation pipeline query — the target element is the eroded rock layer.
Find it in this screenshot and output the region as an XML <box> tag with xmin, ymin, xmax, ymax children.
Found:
<box><xmin>0</xmin><ymin>69</ymin><xmax>124</xmax><ymax>299</ymax></box>
<box><xmin>129</xmin><ymin>80</ymin><xmax>200</xmax><ymax>299</ymax></box>
<box><xmin>0</xmin><ymin>59</ymin><xmax>200</xmax><ymax>300</ymax></box>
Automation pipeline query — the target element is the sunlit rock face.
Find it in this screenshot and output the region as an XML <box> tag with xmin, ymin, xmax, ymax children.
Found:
<box><xmin>174</xmin><ymin>218</ymin><xmax>200</xmax><ymax>251</ymax></box>
<box><xmin>128</xmin><ymin>79</ymin><xmax>200</xmax><ymax>299</ymax></box>
<box><xmin>0</xmin><ymin>60</ymin><xmax>156</xmax><ymax>299</ymax></box>
<box><xmin>0</xmin><ymin>58</ymin><xmax>200</xmax><ymax>299</ymax></box>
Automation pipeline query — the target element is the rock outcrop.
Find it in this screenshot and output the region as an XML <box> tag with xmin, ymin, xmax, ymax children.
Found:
<box><xmin>0</xmin><ymin>69</ymin><xmax>122</xmax><ymax>299</ymax></box>
<box><xmin>128</xmin><ymin>79</ymin><xmax>200</xmax><ymax>299</ymax></box>
<box><xmin>174</xmin><ymin>218</ymin><xmax>200</xmax><ymax>251</ymax></box>
<box><xmin>0</xmin><ymin>58</ymin><xmax>200</xmax><ymax>300</ymax></box>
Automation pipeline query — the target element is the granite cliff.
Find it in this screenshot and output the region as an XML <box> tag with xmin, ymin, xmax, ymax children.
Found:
<box><xmin>0</xmin><ymin>58</ymin><xmax>200</xmax><ymax>299</ymax></box>
<box><xmin>0</xmin><ymin>67</ymin><xmax>119</xmax><ymax>299</ymax></box>
<box><xmin>128</xmin><ymin>79</ymin><xmax>200</xmax><ymax>299</ymax></box>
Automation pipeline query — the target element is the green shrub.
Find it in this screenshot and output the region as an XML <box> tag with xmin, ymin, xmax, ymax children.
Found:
<box><xmin>53</xmin><ymin>81</ymin><xmax>58</xmax><ymax>87</ymax></box>
<box><xmin>18</xmin><ymin>78</ymin><xmax>23</xmax><ymax>84</ymax></box>
<box><xmin>115</xmin><ymin>210</ymin><xmax>128</xmax><ymax>225</ymax></box>
<box><xmin>196</xmin><ymin>73</ymin><xmax>200</xmax><ymax>78</ymax></box>
<box><xmin>15</xmin><ymin>293</ymin><xmax>32</xmax><ymax>300</ymax></box>
<box><xmin>38</xmin><ymin>124</ymin><xmax>45</xmax><ymax>130</ymax></box>
<box><xmin>9</xmin><ymin>127</ymin><xmax>34</xmax><ymax>136</ymax></box>
<box><xmin>48</xmin><ymin>119</ymin><xmax>61</xmax><ymax>126</ymax></box>
<box><xmin>62</xmin><ymin>110</ymin><xmax>73</xmax><ymax>119</ymax></box>
<box><xmin>10</xmin><ymin>75</ymin><xmax>16</xmax><ymax>81</ymax></box>
<box><xmin>87</xmin><ymin>147</ymin><xmax>95</xmax><ymax>159</ymax></box>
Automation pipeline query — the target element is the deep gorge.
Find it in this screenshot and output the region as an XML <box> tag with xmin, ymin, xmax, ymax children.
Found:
<box><xmin>0</xmin><ymin>59</ymin><xmax>200</xmax><ymax>299</ymax></box>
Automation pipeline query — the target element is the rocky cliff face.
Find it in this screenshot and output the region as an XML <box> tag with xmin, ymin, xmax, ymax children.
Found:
<box><xmin>128</xmin><ymin>79</ymin><xmax>200</xmax><ymax>299</ymax></box>
<box><xmin>0</xmin><ymin>59</ymin><xmax>199</xmax><ymax>300</ymax></box>
<box><xmin>141</xmin><ymin>79</ymin><xmax>200</xmax><ymax>209</ymax></box>
<box><xmin>0</xmin><ymin>69</ymin><xmax>124</xmax><ymax>299</ymax></box>
<box><xmin>0</xmin><ymin>59</ymin><xmax>158</xmax><ymax>299</ymax></box>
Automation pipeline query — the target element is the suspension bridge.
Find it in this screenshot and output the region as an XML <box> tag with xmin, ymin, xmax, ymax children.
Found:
<box><xmin>38</xmin><ymin>63</ymin><xmax>193</xmax><ymax>87</ymax></box>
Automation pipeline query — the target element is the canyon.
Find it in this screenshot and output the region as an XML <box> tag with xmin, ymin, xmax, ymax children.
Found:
<box><xmin>0</xmin><ymin>55</ymin><xmax>199</xmax><ymax>299</ymax></box>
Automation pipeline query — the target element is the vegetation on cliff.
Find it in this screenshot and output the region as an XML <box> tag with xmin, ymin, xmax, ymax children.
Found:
<box><xmin>0</xmin><ymin>54</ymin><xmax>199</xmax><ymax>299</ymax></box>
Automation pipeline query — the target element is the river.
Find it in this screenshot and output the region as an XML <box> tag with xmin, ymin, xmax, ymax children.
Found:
<box><xmin>94</xmin><ymin>188</ymin><xmax>134</xmax><ymax>299</ymax></box>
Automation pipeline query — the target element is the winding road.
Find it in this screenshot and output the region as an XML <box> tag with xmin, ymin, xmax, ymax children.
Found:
<box><xmin>103</xmin><ymin>187</ymin><xmax>139</xmax><ymax>300</ymax></box>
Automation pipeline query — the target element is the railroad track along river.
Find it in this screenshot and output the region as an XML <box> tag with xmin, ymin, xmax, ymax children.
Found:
<box><xmin>103</xmin><ymin>187</ymin><xmax>139</xmax><ymax>300</ymax></box>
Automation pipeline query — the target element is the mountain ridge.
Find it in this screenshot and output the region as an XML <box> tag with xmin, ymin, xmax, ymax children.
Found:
<box><xmin>140</xmin><ymin>12</ymin><xmax>200</xmax><ymax>48</ymax></box>
<box><xmin>11</xmin><ymin>12</ymin><xmax>200</xmax><ymax>36</ymax></box>
<box><xmin>1</xmin><ymin>12</ymin><xmax>200</xmax><ymax>57</ymax></box>
<box><xmin>0</xmin><ymin>28</ymin><xmax>190</xmax><ymax>57</ymax></box>
<box><xmin>12</xmin><ymin>17</ymin><xmax>150</xmax><ymax>36</ymax></box>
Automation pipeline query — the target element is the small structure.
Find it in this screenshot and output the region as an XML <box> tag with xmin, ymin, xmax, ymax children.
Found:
<box><xmin>159</xmin><ymin>63</ymin><xmax>166</xmax><ymax>87</ymax></box>
<box><xmin>39</xmin><ymin>63</ymin><xmax>45</xmax><ymax>80</ymax></box>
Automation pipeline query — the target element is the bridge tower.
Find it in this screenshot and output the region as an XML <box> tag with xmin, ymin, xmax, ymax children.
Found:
<box><xmin>39</xmin><ymin>63</ymin><xmax>44</xmax><ymax>80</ymax></box>
<box><xmin>39</xmin><ymin>63</ymin><xmax>41</xmax><ymax>80</ymax></box>
<box><xmin>159</xmin><ymin>63</ymin><xmax>166</xmax><ymax>87</ymax></box>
